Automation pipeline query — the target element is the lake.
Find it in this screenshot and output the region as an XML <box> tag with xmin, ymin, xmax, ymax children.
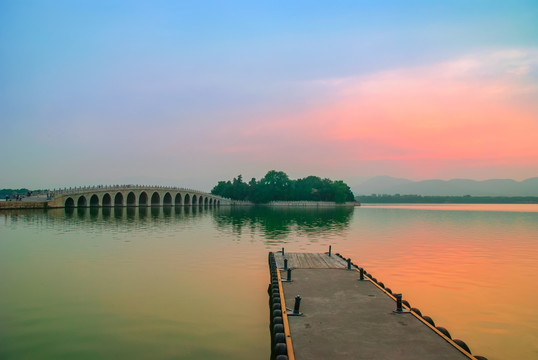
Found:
<box><xmin>1</xmin><ymin>204</ymin><xmax>537</xmax><ymax>359</ymax></box>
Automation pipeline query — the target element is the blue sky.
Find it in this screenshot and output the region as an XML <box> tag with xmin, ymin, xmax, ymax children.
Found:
<box><xmin>1</xmin><ymin>1</ymin><xmax>537</xmax><ymax>190</ymax></box>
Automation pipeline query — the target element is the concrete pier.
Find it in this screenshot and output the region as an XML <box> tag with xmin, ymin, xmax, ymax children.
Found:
<box><xmin>271</xmin><ymin>251</ymin><xmax>476</xmax><ymax>360</ymax></box>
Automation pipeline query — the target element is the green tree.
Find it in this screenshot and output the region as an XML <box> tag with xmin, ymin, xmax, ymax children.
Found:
<box><xmin>333</xmin><ymin>180</ymin><xmax>353</xmax><ymax>203</ymax></box>
<box><xmin>211</xmin><ymin>180</ymin><xmax>233</xmax><ymax>198</ymax></box>
<box><xmin>260</xmin><ymin>170</ymin><xmax>291</xmax><ymax>201</ymax></box>
<box><xmin>231</xmin><ymin>175</ymin><xmax>249</xmax><ymax>200</ymax></box>
<box><xmin>295</xmin><ymin>176</ymin><xmax>323</xmax><ymax>201</ymax></box>
<box><xmin>212</xmin><ymin>170</ymin><xmax>355</xmax><ymax>203</ymax></box>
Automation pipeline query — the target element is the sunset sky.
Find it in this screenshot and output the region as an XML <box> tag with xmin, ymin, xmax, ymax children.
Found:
<box><xmin>1</xmin><ymin>1</ymin><xmax>537</xmax><ymax>190</ymax></box>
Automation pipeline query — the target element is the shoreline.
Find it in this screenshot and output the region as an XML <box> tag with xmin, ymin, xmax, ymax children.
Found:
<box><xmin>0</xmin><ymin>200</ymin><xmax>359</xmax><ymax>210</ymax></box>
<box><xmin>230</xmin><ymin>200</ymin><xmax>358</xmax><ymax>207</ymax></box>
<box><xmin>0</xmin><ymin>201</ymin><xmax>48</xmax><ymax>210</ymax></box>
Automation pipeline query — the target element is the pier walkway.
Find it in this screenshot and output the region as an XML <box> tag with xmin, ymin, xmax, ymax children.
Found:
<box><xmin>270</xmin><ymin>251</ymin><xmax>476</xmax><ymax>360</ymax></box>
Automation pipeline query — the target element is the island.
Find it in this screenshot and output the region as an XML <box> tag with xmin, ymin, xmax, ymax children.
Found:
<box><xmin>210</xmin><ymin>170</ymin><xmax>356</xmax><ymax>204</ymax></box>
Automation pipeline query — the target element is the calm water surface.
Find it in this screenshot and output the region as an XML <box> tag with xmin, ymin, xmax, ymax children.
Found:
<box><xmin>1</xmin><ymin>205</ymin><xmax>537</xmax><ymax>359</ymax></box>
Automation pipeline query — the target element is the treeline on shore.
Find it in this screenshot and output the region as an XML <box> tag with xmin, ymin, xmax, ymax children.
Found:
<box><xmin>211</xmin><ymin>170</ymin><xmax>355</xmax><ymax>204</ymax></box>
<box><xmin>356</xmin><ymin>194</ymin><xmax>538</xmax><ymax>204</ymax></box>
<box><xmin>1</xmin><ymin>189</ymin><xmax>48</xmax><ymax>198</ymax></box>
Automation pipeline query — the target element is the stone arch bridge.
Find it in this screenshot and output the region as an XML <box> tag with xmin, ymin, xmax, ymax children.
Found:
<box><xmin>47</xmin><ymin>185</ymin><xmax>230</xmax><ymax>208</ymax></box>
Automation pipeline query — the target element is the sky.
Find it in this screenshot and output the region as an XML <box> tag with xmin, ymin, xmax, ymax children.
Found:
<box><xmin>1</xmin><ymin>1</ymin><xmax>537</xmax><ymax>191</ymax></box>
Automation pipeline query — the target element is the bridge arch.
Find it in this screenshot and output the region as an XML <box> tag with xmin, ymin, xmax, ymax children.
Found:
<box><xmin>139</xmin><ymin>192</ymin><xmax>148</xmax><ymax>206</ymax></box>
<box><xmin>127</xmin><ymin>192</ymin><xmax>136</xmax><ymax>206</ymax></box>
<box><xmin>77</xmin><ymin>196</ymin><xmax>87</xmax><ymax>207</ymax></box>
<box><xmin>102</xmin><ymin>193</ymin><xmax>112</xmax><ymax>207</ymax></box>
<box><xmin>151</xmin><ymin>192</ymin><xmax>160</xmax><ymax>206</ymax></box>
<box><xmin>65</xmin><ymin>197</ymin><xmax>75</xmax><ymax>207</ymax></box>
<box><xmin>114</xmin><ymin>192</ymin><xmax>124</xmax><ymax>206</ymax></box>
<box><xmin>50</xmin><ymin>186</ymin><xmax>228</xmax><ymax>208</ymax></box>
<box><xmin>163</xmin><ymin>192</ymin><xmax>172</xmax><ymax>206</ymax></box>
<box><xmin>64</xmin><ymin>197</ymin><xmax>75</xmax><ymax>208</ymax></box>
<box><xmin>90</xmin><ymin>194</ymin><xmax>99</xmax><ymax>207</ymax></box>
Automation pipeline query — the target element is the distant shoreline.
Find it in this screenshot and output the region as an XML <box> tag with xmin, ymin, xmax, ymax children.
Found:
<box><xmin>355</xmin><ymin>195</ymin><xmax>538</xmax><ymax>204</ymax></box>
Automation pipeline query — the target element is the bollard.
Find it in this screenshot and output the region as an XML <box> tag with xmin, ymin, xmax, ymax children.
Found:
<box><xmin>288</xmin><ymin>295</ymin><xmax>303</xmax><ymax>316</ymax></box>
<box><xmin>287</xmin><ymin>268</ymin><xmax>292</xmax><ymax>281</ymax></box>
<box><xmin>293</xmin><ymin>295</ymin><xmax>302</xmax><ymax>315</ymax></box>
<box><xmin>395</xmin><ymin>293</ymin><xmax>403</xmax><ymax>312</ymax></box>
<box><xmin>347</xmin><ymin>258</ymin><xmax>351</xmax><ymax>270</ymax></box>
<box><xmin>328</xmin><ymin>245</ymin><xmax>332</xmax><ymax>256</ymax></box>
<box><xmin>284</xmin><ymin>258</ymin><xmax>288</xmax><ymax>270</ymax></box>
<box><xmin>282</xmin><ymin>247</ymin><xmax>285</xmax><ymax>257</ymax></box>
<box><xmin>359</xmin><ymin>267</ymin><xmax>364</xmax><ymax>281</ymax></box>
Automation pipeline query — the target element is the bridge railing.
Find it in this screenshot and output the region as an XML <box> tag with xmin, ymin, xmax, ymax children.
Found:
<box><xmin>49</xmin><ymin>185</ymin><xmax>229</xmax><ymax>200</ymax></box>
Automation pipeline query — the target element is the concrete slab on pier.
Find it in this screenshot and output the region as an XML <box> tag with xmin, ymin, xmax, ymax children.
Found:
<box><xmin>273</xmin><ymin>252</ymin><xmax>470</xmax><ymax>360</ymax></box>
<box><xmin>275</xmin><ymin>252</ymin><xmax>347</xmax><ymax>269</ymax></box>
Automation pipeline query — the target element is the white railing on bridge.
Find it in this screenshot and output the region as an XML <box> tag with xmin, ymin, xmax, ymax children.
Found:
<box><xmin>50</xmin><ymin>185</ymin><xmax>227</xmax><ymax>200</ymax></box>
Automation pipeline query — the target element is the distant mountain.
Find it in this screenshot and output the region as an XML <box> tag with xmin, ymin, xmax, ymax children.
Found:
<box><xmin>352</xmin><ymin>176</ymin><xmax>538</xmax><ymax>196</ymax></box>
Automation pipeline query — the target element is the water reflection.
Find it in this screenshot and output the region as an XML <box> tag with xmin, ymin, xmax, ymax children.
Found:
<box><xmin>213</xmin><ymin>206</ymin><xmax>354</xmax><ymax>239</ymax></box>
<box><xmin>0</xmin><ymin>206</ymin><xmax>271</xmax><ymax>360</ymax></box>
<box><xmin>1</xmin><ymin>205</ymin><xmax>537</xmax><ymax>359</ymax></box>
<box><xmin>57</xmin><ymin>206</ymin><xmax>215</xmax><ymax>224</ymax></box>
<box><xmin>2</xmin><ymin>206</ymin><xmax>353</xmax><ymax>239</ymax></box>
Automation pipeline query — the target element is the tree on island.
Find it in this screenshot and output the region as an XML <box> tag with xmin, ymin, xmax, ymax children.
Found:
<box><xmin>211</xmin><ymin>170</ymin><xmax>355</xmax><ymax>204</ymax></box>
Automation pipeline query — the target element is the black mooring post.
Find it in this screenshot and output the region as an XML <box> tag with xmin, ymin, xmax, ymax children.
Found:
<box><xmin>293</xmin><ymin>295</ymin><xmax>302</xmax><ymax>315</ymax></box>
<box><xmin>281</xmin><ymin>247</ymin><xmax>285</xmax><ymax>257</ymax></box>
<box><xmin>284</xmin><ymin>258</ymin><xmax>288</xmax><ymax>270</ymax></box>
<box><xmin>395</xmin><ymin>293</ymin><xmax>403</xmax><ymax>312</ymax></box>
<box><xmin>359</xmin><ymin>267</ymin><xmax>364</xmax><ymax>280</ymax></box>
<box><xmin>287</xmin><ymin>268</ymin><xmax>292</xmax><ymax>281</ymax></box>
<box><xmin>328</xmin><ymin>245</ymin><xmax>332</xmax><ymax>256</ymax></box>
<box><xmin>347</xmin><ymin>258</ymin><xmax>351</xmax><ymax>270</ymax></box>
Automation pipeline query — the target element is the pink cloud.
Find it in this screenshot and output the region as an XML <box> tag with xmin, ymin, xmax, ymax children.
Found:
<box><xmin>211</xmin><ymin>49</ymin><xmax>538</xmax><ymax>179</ymax></box>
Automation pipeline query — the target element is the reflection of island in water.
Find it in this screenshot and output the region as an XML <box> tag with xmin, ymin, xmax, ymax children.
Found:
<box><xmin>212</xmin><ymin>206</ymin><xmax>354</xmax><ymax>240</ymax></box>
<box><xmin>2</xmin><ymin>206</ymin><xmax>354</xmax><ymax>241</ymax></box>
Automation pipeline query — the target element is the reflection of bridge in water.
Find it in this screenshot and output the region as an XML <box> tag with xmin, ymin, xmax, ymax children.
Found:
<box><xmin>48</xmin><ymin>185</ymin><xmax>230</xmax><ymax>208</ymax></box>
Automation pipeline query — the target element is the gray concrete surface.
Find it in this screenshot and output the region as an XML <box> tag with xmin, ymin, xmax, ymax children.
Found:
<box><xmin>275</xmin><ymin>252</ymin><xmax>348</xmax><ymax>269</ymax></box>
<box><xmin>276</xmin><ymin>253</ymin><xmax>470</xmax><ymax>360</ymax></box>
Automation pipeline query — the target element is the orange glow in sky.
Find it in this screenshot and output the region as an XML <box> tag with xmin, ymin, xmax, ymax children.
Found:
<box><xmin>216</xmin><ymin>50</ymin><xmax>538</xmax><ymax>181</ymax></box>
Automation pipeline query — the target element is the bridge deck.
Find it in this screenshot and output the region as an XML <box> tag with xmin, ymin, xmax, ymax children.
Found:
<box><xmin>273</xmin><ymin>252</ymin><xmax>471</xmax><ymax>360</ymax></box>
